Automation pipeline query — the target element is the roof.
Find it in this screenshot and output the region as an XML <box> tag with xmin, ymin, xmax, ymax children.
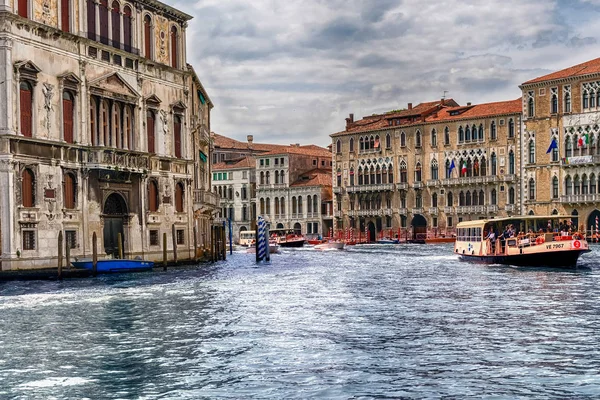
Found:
<box><xmin>424</xmin><ymin>99</ymin><xmax>522</xmax><ymax>123</ymax></box>
<box><xmin>290</xmin><ymin>168</ymin><xmax>333</xmax><ymax>187</ymax></box>
<box><xmin>212</xmin><ymin>133</ymin><xmax>287</xmax><ymax>152</ymax></box>
<box><xmin>260</xmin><ymin>145</ymin><xmax>332</xmax><ymax>158</ymax></box>
<box><xmin>522</xmin><ymin>57</ymin><xmax>600</xmax><ymax>85</ymax></box>
<box><xmin>457</xmin><ymin>215</ymin><xmax>574</xmax><ymax>228</ymax></box>
<box><xmin>212</xmin><ymin>156</ymin><xmax>256</xmax><ymax>171</ymax></box>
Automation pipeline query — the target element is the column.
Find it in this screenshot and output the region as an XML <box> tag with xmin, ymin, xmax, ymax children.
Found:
<box><xmin>0</xmin><ymin>159</ymin><xmax>16</xmax><ymax>266</ymax></box>
<box><xmin>0</xmin><ymin>38</ymin><xmax>13</xmax><ymax>134</ymax></box>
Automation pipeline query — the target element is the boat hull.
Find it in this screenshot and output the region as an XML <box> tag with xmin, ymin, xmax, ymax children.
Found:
<box><xmin>71</xmin><ymin>259</ymin><xmax>154</xmax><ymax>273</ymax></box>
<box><xmin>458</xmin><ymin>249</ymin><xmax>590</xmax><ymax>268</ymax></box>
<box><xmin>279</xmin><ymin>239</ymin><xmax>305</xmax><ymax>248</ymax></box>
<box><xmin>314</xmin><ymin>242</ymin><xmax>345</xmax><ymax>250</ymax></box>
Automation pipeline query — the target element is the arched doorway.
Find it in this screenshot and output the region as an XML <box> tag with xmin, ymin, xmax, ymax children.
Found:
<box><xmin>293</xmin><ymin>222</ymin><xmax>302</xmax><ymax>234</ymax></box>
<box><xmin>367</xmin><ymin>221</ymin><xmax>376</xmax><ymax>242</ymax></box>
<box><xmin>103</xmin><ymin>193</ymin><xmax>127</xmax><ymax>257</ymax></box>
<box><xmin>276</xmin><ymin>223</ymin><xmax>284</xmax><ymax>229</ymax></box>
<box><xmin>587</xmin><ymin>209</ymin><xmax>600</xmax><ymax>240</ymax></box>
<box><xmin>411</xmin><ymin>214</ymin><xmax>427</xmax><ymax>241</ymax></box>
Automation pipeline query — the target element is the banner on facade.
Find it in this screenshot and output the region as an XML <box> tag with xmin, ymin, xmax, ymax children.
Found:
<box><xmin>562</xmin><ymin>155</ymin><xmax>593</xmax><ymax>165</ymax></box>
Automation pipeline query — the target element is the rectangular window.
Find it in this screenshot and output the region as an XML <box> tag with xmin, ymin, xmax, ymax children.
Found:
<box><xmin>275</xmin><ymin>158</ymin><xmax>279</xmax><ymax>165</ymax></box>
<box><xmin>150</xmin><ymin>230</ymin><xmax>159</xmax><ymax>246</ymax></box>
<box><xmin>213</xmin><ymin>173</ymin><xmax>217</xmax><ymax>181</ymax></box>
<box><xmin>260</xmin><ymin>159</ymin><xmax>264</xmax><ymax>166</ymax></box>
<box><xmin>321</xmin><ymin>160</ymin><xmax>325</xmax><ymax>166</ymax></box>
<box><xmin>242</xmin><ymin>171</ymin><xmax>248</xmax><ymax>179</ymax></box>
<box><xmin>176</xmin><ymin>229</ymin><xmax>185</xmax><ymax>245</ymax></box>
<box><xmin>229</xmin><ymin>172</ymin><xmax>233</xmax><ymax>180</ymax></box>
<box><xmin>23</xmin><ymin>230</ymin><xmax>36</xmax><ymax>250</ymax></box>
<box><xmin>280</xmin><ymin>158</ymin><xmax>284</xmax><ymax>165</ymax></box>
<box><xmin>266</xmin><ymin>159</ymin><xmax>270</xmax><ymax>166</ymax></box>
<box><xmin>65</xmin><ymin>230</ymin><xmax>77</xmax><ymax>249</ymax></box>
<box><xmin>313</xmin><ymin>159</ymin><xmax>317</xmax><ymax>166</ymax></box>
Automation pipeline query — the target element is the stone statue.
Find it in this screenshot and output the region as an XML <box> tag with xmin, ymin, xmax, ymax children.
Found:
<box><xmin>42</xmin><ymin>83</ymin><xmax>54</xmax><ymax>131</ymax></box>
<box><xmin>160</xmin><ymin>109</ymin><xmax>169</xmax><ymax>134</ymax></box>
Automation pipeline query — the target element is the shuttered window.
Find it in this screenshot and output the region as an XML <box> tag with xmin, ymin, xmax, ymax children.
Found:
<box><xmin>147</xmin><ymin>111</ymin><xmax>155</xmax><ymax>153</ymax></box>
<box><xmin>86</xmin><ymin>0</ymin><xmax>95</xmax><ymax>39</ymax></box>
<box><xmin>148</xmin><ymin>180</ymin><xmax>158</xmax><ymax>212</ymax></box>
<box><xmin>111</xmin><ymin>1</ymin><xmax>120</xmax><ymax>49</ymax></box>
<box><xmin>174</xmin><ymin>115</ymin><xmax>182</xmax><ymax>158</ymax></box>
<box><xmin>144</xmin><ymin>15</ymin><xmax>152</xmax><ymax>58</ymax></box>
<box><xmin>170</xmin><ymin>26</ymin><xmax>178</xmax><ymax>68</ymax></box>
<box><xmin>63</xmin><ymin>91</ymin><xmax>74</xmax><ymax>143</ymax></box>
<box><xmin>61</xmin><ymin>0</ymin><xmax>70</xmax><ymax>32</ymax></box>
<box><xmin>64</xmin><ymin>173</ymin><xmax>76</xmax><ymax>209</ymax></box>
<box><xmin>22</xmin><ymin>169</ymin><xmax>34</xmax><ymax>207</ymax></box>
<box><xmin>123</xmin><ymin>6</ymin><xmax>132</xmax><ymax>52</ymax></box>
<box><xmin>20</xmin><ymin>82</ymin><xmax>33</xmax><ymax>137</ymax></box>
<box><xmin>99</xmin><ymin>0</ymin><xmax>109</xmax><ymax>45</ymax></box>
<box><xmin>175</xmin><ymin>183</ymin><xmax>184</xmax><ymax>212</ymax></box>
<box><xmin>18</xmin><ymin>0</ymin><xmax>28</xmax><ymax>18</ymax></box>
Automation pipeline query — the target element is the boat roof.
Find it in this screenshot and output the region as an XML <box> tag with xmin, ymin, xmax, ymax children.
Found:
<box><xmin>457</xmin><ymin>215</ymin><xmax>573</xmax><ymax>228</ymax></box>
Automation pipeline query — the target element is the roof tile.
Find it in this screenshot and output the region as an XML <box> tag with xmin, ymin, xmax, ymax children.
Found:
<box><xmin>522</xmin><ymin>57</ymin><xmax>600</xmax><ymax>85</ymax></box>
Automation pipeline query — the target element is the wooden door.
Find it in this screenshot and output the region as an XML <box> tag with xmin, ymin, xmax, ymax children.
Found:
<box><xmin>20</xmin><ymin>85</ymin><xmax>32</xmax><ymax>137</ymax></box>
<box><xmin>61</xmin><ymin>0</ymin><xmax>70</xmax><ymax>32</ymax></box>
<box><xmin>146</xmin><ymin>112</ymin><xmax>155</xmax><ymax>153</ymax></box>
<box><xmin>63</xmin><ymin>96</ymin><xmax>74</xmax><ymax>143</ymax></box>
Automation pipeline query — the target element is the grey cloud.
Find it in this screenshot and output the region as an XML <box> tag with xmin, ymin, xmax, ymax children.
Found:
<box><xmin>569</xmin><ymin>36</ymin><xmax>598</xmax><ymax>47</ymax></box>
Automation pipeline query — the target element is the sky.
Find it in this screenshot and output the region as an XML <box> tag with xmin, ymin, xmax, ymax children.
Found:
<box><xmin>168</xmin><ymin>0</ymin><xmax>600</xmax><ymax>147</ymax></box>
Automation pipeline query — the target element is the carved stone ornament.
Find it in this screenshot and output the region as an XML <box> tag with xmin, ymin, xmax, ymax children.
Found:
<box><xmin>42</xmin><ymin>83</ymin><xmax>54</xmax><ymax>132</ymax></box>
<box><xmin>160</xmin><ymin>109</ymin><xmax>169</xmax><ymax>134</ymax></box>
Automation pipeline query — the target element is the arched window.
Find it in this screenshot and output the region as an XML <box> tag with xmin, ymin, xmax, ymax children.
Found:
<box><xmin>465</xmin><ymin>126</ymin><xmax>471</xmax><ymax>142</ymax></box>
<box><xmin>508</xmin><ymin>187</ymin><xmax>515</xmax><ymax>204</ymax></box>
<box><xmin>564</xmin><ymin>91</ymin><xmax>572</xmax><ymax>113</ymax></box>
<box><xmin>431</xmin><ymin>129</ymin><xmax>437</xmax><ymax>147</ymax></box>
<box><xmin>508</xmin><ymin>119</ymin><xmax>514</xmax><ymax>138</ymax></box>
<box><xmin>18</xmin><ymin>0</ymin><xmax>29</xmax><ymax>18</ymax></box>
<box><xmin>381</xmin><ymin>166</ymin><xmax>387</xmax><ymax>184</ymax></box>
<box><xmin>447</xmin><ymin>191</ymin><xmax>453</xmax><ymax>206</ymax></box>
<box><xmin>63</xmin><ymin>172</ymin><xmax>76</xmax><ymax>209</ymax></box>
<box><xmin>21</xmin><ymin>168</ymin><xmax>35</xmax><ymax>207</ymax></box>
<box><xmin>89</xmin><ymin>97</ymin><xmax>97</xmax><ymax>145</ymax></box>
<box><xmin>146</xmin><ymin>110</ymin><xmax>155</xmax><ymax>153</ymax></box>
<box><xmin>386</xmin><ymin>133</ymin><xmax>391</xmax><ymax>149</ymax></box>
<box><xmin>459</xmin><ymin>191</ymin><xmax>465</xmax><ymax>206</ymax></box>
<box><xmin>61</xmin><ymin>0</ymin><xmax>70</xmax><ymax>32</ymax></box>
<box><xmin>307</xmin><ymin>195</ymin><xmax>312</xmax><ymax>213</ymax></box>
<box><xmin>280</xmin><ymin>197</ymin><xmax>286</xmax><ymax>215</ymax></box>
<box><xmin>313</xmin><ymin>195</ymin><xmax>318</xmax><ymax>214</ymax></box>
<box><xmin>388</xmin><ymin>164</ymin><xmax>393</xmax><ymax>182</ymax></box>
<box><xmin>20</xmin><ymin>81</ymin><xmax>33</xmax><ymax>137</ymax></box>
<box><xmin>62</xmin><ymin>91</ymin><xmax>74</xmax><ymax>143</ymax></box>
<box><xmin>583</xmin><ymin>174</ymin><xmax>589</xmax><ymax>194</ymax></box>
<box><xmin>336</xmin><ymin>139</ymin><xmax>341</xmax><ymax>154</ymax></box>
<box><xmin>415</xmin><ymin>131</ymin><xmax>422</xmax><ymax>147</ymax></box>
<box><xmin>111</xmin><ymin>1</ymin><xmax>120</xmax><ymax>49</ymax></box>
<box><xmin>266</xmin><ymin>171</ymin><xmax>270</xmax><ymax>185</ymax></box>
<box><xmin>529</xmin><ymin>178</ymin><xmax>535</xmax><ymax>200</ymax></box>
<box><xmin>479</xmin><ymin>190</ymin><xmax>485</xmax><ymax>206</ymax></box>
<box><xmin>359</xmin><ymin>137</ymin><xmax>364</xmax><ymax>152</ymax></box>
<box><xmin>591</xmin><ymin>174</ymin><xmax>597</xmax><ymax>194</ymax></box>
<box><xmin>174</xmin><ymin>115</ymin><xmax>182</xmax><ymax>158</ymax></box>
<box><xmin>266</xmin><ymin>198</ymin><xmax>270</xmax><ymax>215</ymax></box>
<box><xmin>99</xmin><ymin>0</ymin><xmax>109</xmax><ymax>45</ymax></box>
<box><xmin>370</xmin><ymin>135</ymin><xmax>375</xmax><ymax>149</ymax></box>
<box><xmin>508</xmin><ymin>150</ymin><xmax>515</xmax><ymax>174</ymax></box>
<box><xmin>280</xmin><ymin>170</ymin><xmax>285</xmax><ymax>184</ymax></box>
<box><xmin>275</xmin><ymin>197</ymin><xmax>280</xmax><ymax>215</ymax></box>
<box><xmin>574</xmin><ymin>175</ymin><xmax>581</xmax><ymax>195</ymax></box>
<box><xmin>551</xmin><ymin>92</ymin><xmax>558</xmax><ymax>114</ymax></box>
<box><xmin>430</xmin><ymin>159</ymin><xmax>438</xmax><ymax>180</ymax></box>
<box><xmin>175</xmin><ymin>182</ymin><xmax>184</xmax><ymax>212</ymax></box>
<box><xmin>274</xmin><ymin>170</ymin><xmax>279</xmax><ymax>184</ymax></box>
<box><xmin>465</xmin><ymin>191</ymin><xmax>472</xmax><ymax>206</ymax></box>
<box><xmin>171</xmin><ymin>26</ymin><xmax>179</xmax><ymax>68</ymax></box>
<box><xmin>260</xmin><ymin>198</ymin><xmax>265</xmax><ymax>215</ymax></box>
<box><xmin>400</xmin><ymin>132</ymin><xmax>406</xmax><ymax>147</ymax></box>
<box><xmin>490</xmin><ymin>121</ymin><xmax>497</xmax><ymax>140</ymax></box>
<box><xmin>400</xmin><ymin>161</ymin><xmax>407</xmax><ymax>183</ymax></box>
<box><xmin>415</xmin><ymin>162</ymin><xmax>422</xmax><ymax>182</ymax></box>
<box><xmin>491</xmin><ymin>189</ymin><xmax>497</xmax><ymax>205</ymax></box>
<box><xmin>583</xmin><ymin>91</ymin><xmax>590</xmax><ymax>109</ymax></box>
<box><xmin>528</xmin><ymin>140</ymin><xmax>535</xmax><ymax>164</ymax></box>
<box><xmin>478</xmin><ymin>124</ymin><xmax>484</xmax><ymax>141</ymax></box>
<box><xmin>112</xmin><ymin>102</ymin><xmax>121</xmax><ymax>148</ymax></box>
<box><xmin>298</xmin><ymin>196</ymin><xmax>303</xmax><ymax>214</ymax></box>
<box><xmin>458</xmin><ymin>126</ymin><xmax>464</xmax><ymax>143</ymax></box>
<box><xmin>432</xmin><ymin>193</ymin><xmax>438</xmax><ymax>207</ymax></box>
<box><xmin>148</xmin><ymin>180</ymin><xmax>159</xmax><ymax>212</ymax></box>
<box><xmin>491</xmin><ymin>153</ymin><xmax>497</xmax><ymax>176</ymax></box>
<box><xmin>86</xmin><ymin>0</ymin><xmax>95</xmax><ymax>39</ymax></box>
<box><xmin>528</xmin><ymin>97</ymin><xmax>534</xmax><ymax>117</ymax></box>
<box><xmin>566</xmin><ymin>136</ymin><xmax>573</xmax><ymax>158</ymax></box>
<box><xmin>472</xmin><ymin>190</ymin><xmax>478</xmax><ymax>205</ymax></box>
<box><xmin>444</xmin><ymin>127</ymin><xmax>450</xmax><ymax>145</ymax></box>
<box><xmin>123</xmin><ymin>6</ymin><xmax>133</xmax><ymax>52</ymax></box>
<box><xmin>349</xmin><ymin>138</ymin><xmax>354</xmax><ymax>152</ymax></box>
<box><xmin>565</xmin><ymin>175</ymin><xmax>572</xmax><ymax>195</ymax></box>
<box><xmin>552</xmin><ymin>176</ymin><xmax>559</xmax><ymax>199</ymax></box>
<box><xmin>445</xmin><ymin>159</ymin><xmax>452</xmax><ymax>178</ymax></box>
<box><xmin>124</xmin><ymin>105</ymin><xmax>133</xmax><ymax>150</ymax></box>
<box><xmin>101</xmin><ymin>99</ymin><xmax>110</xmax><ymax>145</ymax></box>
<box><xmin>480</xmin><ymin>156</ymin><xmax>487</xmax><ymax>176</ymax></box>
<box><xmin>415</xmin><ymin>193</ymin><xmax>422</xmax><ymax>208</ymax></box>
<box><xmin>337</xmin><ymin>168</ymin><xmax>342</xmax><ymax>187</ymax></box>
<box><xmin>144</xmin><ymin>15</ymin><xmax>152</xmax><ymax>58</ymax></box>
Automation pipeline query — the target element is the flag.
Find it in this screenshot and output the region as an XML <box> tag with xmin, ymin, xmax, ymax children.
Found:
<box><xmin>448</xmin><ymin>159</ymin><xmax>456</xmax><ymax>177</ymax></box>
<box><xmin>546</xmin><ymin>138</ymin><xmax>558</xmax><ymax>154</ymax></box>
<box><xmin>461</xmin><ymin>162</ymin><xmax>467</xmax><ymax>176</ymax></box>
<box><xmin>578</xmin><ymin>133</ymin><xmax>589</xmax><ymax>147</ymax></box>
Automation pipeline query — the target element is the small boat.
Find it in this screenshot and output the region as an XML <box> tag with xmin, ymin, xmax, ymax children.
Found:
<box><xmin>246</xmin><ymin>240</ymin><xmax>279</xmax><ymax>254</ymax></box>
<box><xmin>307</xmin><ymin>239</ymin><xmax>326</xmax><ymax>245</ymax></box>
<box><xmin>71</xmin><ymin>259</ymin><xmax>154</xmax><ymax>273</ymax></box>
<box><xmin>425</xmin><ymin>237</ymin><xmax>456</xmax><ymax>244</ymax></box>
<box><xmin>455</xmin><ymin>215</ymin><xmax>591</xmax><ymax>268</ymax></box>
<box><xmin>314</xmin><ymin>241</ymin><xmax>345</xmax><ymax>250</ymax></box>
<box><xmin>376</xmin><ymin>238</ymin><xmax>399</xmax><ymax>244</ymax></box>
<box><xmin>270</xmin><ymin>228</ymin><xmax>305</xmax><ymax>248</ymax></box>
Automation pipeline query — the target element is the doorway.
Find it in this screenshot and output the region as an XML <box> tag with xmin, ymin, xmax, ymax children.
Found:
<box><xmin>103</xmin><ymin>193</ymin><xmax>127</xmax><ymax>257</ymax></box>
<box><xmin>411</xmin><ymin>214</ymin><xmax>428</xmax><ymax>241</ymax></box>
<box><xmin>367</xmin><ymin>221</ymin><xmax>376</xmax><ymax>242</ymax></box>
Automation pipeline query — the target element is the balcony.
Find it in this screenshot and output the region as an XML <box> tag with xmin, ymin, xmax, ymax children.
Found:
<box><xmin>411</xmin><ymin>207</ymin><xmax>424</xmax><ymax>215</ymax></box>
<box><xmin>382</xmin><ymin>208</ymin><xmax>393</xmax><ymax>216</ymax></box>
<box><xmin>398</xmin><ymin>208</ymin><xmax>408</xmax><ymax>215</ymax></box>
<box><xmin>561</xmin><ymin>193</ymin><xmax>600</xmax><ymax>203</ymax></box>
<box><xmin>335</xmin><ymin>210</ymin><xmax>344</xmax><ymax>218</ymax></box>
<box><xmin>256</xmin><ymin>183</ymin><xmax>287</xmax><ymax>190</ymax></box>
<box><xmin>440</xmin><ymin>175</ymin><xmax>499</xmax><ymax>186</ymax></box>
<box><xmin>413</xmin><ymin>181</ymin><xmax>424</xmax><ymax>189</ymax></box>
<box><xmin>193</xmin><ymin>189</ymin><xmax>220</xmax><ymax>208</ymax></box>
<box><xmin>397</xmin><ymin>182</ymin><xmax>408</xmax><ymax>190</ymax></box>
<box><xmin>486</xmin><ymin>205</ymin><xmax>499</xmax><ymax>213</ymax></box>
<box><xmin>505</xmin><ymin>204</ymin><xmax>516</xmax><ymax>212</ymax></box>
<box><xmin>348</xmin><ymin>210</ymin><xmax>357</xmax><ymax>217</ymax></box>
<box><xmin>84</xmin><ymin>148</ymin><xmax>150</xmax><ymax>172</ymax></box>
<box><xmin>306</xmin><ymin>212</ymin><xmax>319</xmax><ymax>218</ymax></box>
<box><xmin>444</xmin><ymin>206</ymin><xmax>454</xmax><ymax>214</ymax></box>
<box><xmin>456</xmin><ymin>206</ymin><xmax>485</xmax><ymax>214</ymax></box>
<box><xmin>346</xmin><ymin>183</ymin><xmax>395</xmax><ymax>193</ymax></box>
<box><xmin>428</xmin><ymin>207</ymin><xmax>439</xmax><ymax>215</ymax></box>
<box><xmin>333</xmin><ymin>187</ymin><xmax>343</xmax><ymax>194</ymax></box>
<box><xmin>503</xmin><ymin>174</ymin><xmax>517</xmax><ymax>182</ymax></box>
<box><xmin>426</xmin><ymin>179</ymin><xmax>440</xmax><ymax>187</ymax></box>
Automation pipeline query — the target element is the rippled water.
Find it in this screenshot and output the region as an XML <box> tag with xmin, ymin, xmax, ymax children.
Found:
<box><xmin>1</xmin><ymin>244</ymin><xmax>600</xmax><ymax>398</ymax></box>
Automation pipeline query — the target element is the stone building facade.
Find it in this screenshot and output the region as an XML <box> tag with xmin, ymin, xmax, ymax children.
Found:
<box><xmin>1</xmin><ymin>0</ymin><xmax>213</xmax><ymax>269</ymax></box>
<box><xmin>520</xmin><ymin>57</ymin><xmax>600</xmax><ymax>233</ymax></box>
<box><xmin>331</xmin><ymin>99</ymin><xmax>522</xmax><ymax>240</ymax></box>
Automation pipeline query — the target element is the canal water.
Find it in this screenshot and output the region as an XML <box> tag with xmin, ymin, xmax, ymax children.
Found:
<box><xmin>1</xmin><ymin>244</ymin><xmax>600</xmax><ymax>399</ymax></box>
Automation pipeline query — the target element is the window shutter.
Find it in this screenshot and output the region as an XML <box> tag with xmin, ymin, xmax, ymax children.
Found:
<box><xmin>20</xmin><ymin>86</ymin><xmax>33</xmax><ymax>137</ymax></box>
<box><xmin>63</xmin><ymin>97</ymin><xmax>74</xmax><ymax>143</ymax></box>
<box><xmin>147</xmin><ymin>113</ymin><xmax>155</xmax><ymax>153</ymax></box>
<box><xmin>174</xmin><ymin>118</ymin><xmax>181</xmax><ymax>158</ymax></box>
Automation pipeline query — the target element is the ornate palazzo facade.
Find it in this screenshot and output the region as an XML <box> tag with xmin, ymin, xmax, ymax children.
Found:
<box><xmin>0</xmin><ymin>0</ymin><xmax>214</xmax><ymax>269</ymax></box>
<box><xmin>331</xmin><ymin>99</ymin><xmax>522</xmax><ymax>240</ymax></box>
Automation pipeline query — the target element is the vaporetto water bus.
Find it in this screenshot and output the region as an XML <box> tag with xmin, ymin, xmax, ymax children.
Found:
<box><xmin>455</xmin><ymin>215</ymin><xmax>591</xmax><ymax>268</ymax></box>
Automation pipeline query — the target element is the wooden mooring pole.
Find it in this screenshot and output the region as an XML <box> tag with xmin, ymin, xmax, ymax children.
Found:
<box><xmin>163</xmin><ymin>232</ymin><xmax>168</xmax><ymax>271</ymax></box>
<box><xmin>172</xmin><ymin>224</ymin><xmax>178</xmax><ymax>265</ymax></box>
<box><xmin>92</xmin><ymin>232</ymin><xmax>98</xmax><ymax>277</ymax></box>
<box><xmin>193</xmin><ymin>225</ymin><xmax>198</xmax><ymax>262</ymax></box>
<box><xmin>57</xmin><ymin>231</ymin><xmax>63</xmax><ymax>280</ymax></box>
<box><xmin>65</xmin><ymin>237</ymin><xmax>70</xmax><ymax>270</ymax></box>
<box><xmin>117</xmin><ymin>232</ymin><xmax>123</xmax><ymax>259</ymax></box>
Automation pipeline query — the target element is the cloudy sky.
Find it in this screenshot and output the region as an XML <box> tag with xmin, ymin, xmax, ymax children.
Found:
<box><xmin>169</xmin><ymin>0</ymin><xmax>600</xmax><ymax>147</ymax></box>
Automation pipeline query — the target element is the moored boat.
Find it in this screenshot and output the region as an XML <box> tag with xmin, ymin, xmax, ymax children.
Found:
<box><xmin>270</xmin><ymin>228</ymin><xmax>306</xmax><ymax>248</ymax></box>
<box><xmin>455</xmin><ymin>215</ymin><xmax>590</xmax><ymax>268</ymax></box>
<box><xmin>425</xmin><ymin>237</ymin><xmax>456</xmax><ymax>244</ymax></box>
<box><xmin>307</xmin><ymin>239</ymin><xmax>326</xmax><ymax>245</ymax></box>
<box><xmin>71</xmin><ymin>259</ymin><xmax>154</xmax><ymax>273</ymax></box>
<box><xmin>314</xmin><ymin>241</ymin><xmax>345</xmax><ymax>250</ymax></box>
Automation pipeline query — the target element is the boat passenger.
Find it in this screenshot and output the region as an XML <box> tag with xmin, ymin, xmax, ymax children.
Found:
<box><xmin>486</xmin><ymin>229</ymin><xmax>496</xmax><ymax>253</ymax></box>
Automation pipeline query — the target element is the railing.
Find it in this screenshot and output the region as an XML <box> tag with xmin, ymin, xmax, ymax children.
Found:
<box><xmin>397</xmin><ymin>182</ymin><xmax>408</xmax><ymax>190</ymax></box>
<box><xmin>413</xmin><ymin>181</ymin><xmax>424</xmax><ymax>189</ymax></box>
<box><xmin>256</xmin><ymin>183</ymin><xmax>287</xmax><ymax>190</ymax></box>
<box><xmin>333</xmin><ymin>187</ymin><xmax>343</xmax><ymax>194</ymax></box>
<box><xmin>444</xmin><ymin>206</ymin><xmax>454</xmax><ymax>214</ymax></box>
<box><xmin>456</xmin><ymin>205</ymin><xmax>485</xmax><ymax>214</ymax></box>
<box><xmin>505</xmin><ymin>204</ymin><xmax>515</xmax><ymax>212</ymax></box>
<box><xmin>486</xmin><ymin>205</ymin><xmax>499</xmax><ymax>213</ymax></box>
<box><xmin>426</xmin><ymin>179</ymin><xmax>440</xmax><ymax>187</ymax></box>
<box><xmin>412</xmin><ymin>207</ymin><xmax>424</xmax><ymax>214</ymax></box>
<box><xmin>346</xmin><ymin>183</ymin><xmax>395</xmax><ymax>193</ymax></box>
<box><xmin>398</xmin><ymin>208</ymin><xmax>408</xmax><ymax>215</ymax></box>
<box><xmin>440</xmin><ymin>175</ymin><xmax>499</xmax><ymax>186</ymax></box>
<box><xmin>503</xmin><ymin>174</ymin><xmax>517</xmax><ymax>182</ymax></box>
<box><xmin>84</xmin><ymin>148</ymin><xmax>150</xmax><ymax>172</ymax></box>
<box><xmin>561</xmin><ymin>193</ymin><xmax>600</xmax><ymax>203</ymax></box>
<box><xmin>193</xmin><ymin>189</ymin><xmax>219</xmax><ymax>208</ymax></box>
<box><xmin>429</xmin><ymin>207</ymin><xmax>439</xmax><ymax>215</ymax></box>
<box><xmin>335</xmin><ymin>211</ymin><xmax>343</xmax><ymax>218</ymax></box>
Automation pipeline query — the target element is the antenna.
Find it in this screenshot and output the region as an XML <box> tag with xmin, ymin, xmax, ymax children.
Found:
<box><xmin>443</xmin><ymin>90</ymin><xmax>449</xmax><ymax>99</ymax></box>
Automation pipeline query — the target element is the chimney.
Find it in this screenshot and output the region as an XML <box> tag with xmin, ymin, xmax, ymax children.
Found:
<box><xmin>247</xmin><ymin>134</ymin><xmax>254</xmax><ymax>145</ymax></box>
<box><xmin>467</xmin><ymin>102</ymin><xmax>472</xmax><ymax>106</ymax></box>
<box><xmin>345</xmin><ymin>113</ymin><xmax>355</xmax><ymax>130</ymax></box>
<box><xmin>408</xmin><ymin>103</ymin><xmax>412</xmax><ymax>110</ymax></box>
<box><xmin>441</xmin><ymin>98</ymin><xmax>445</xmax><ymax>106</ymax></box>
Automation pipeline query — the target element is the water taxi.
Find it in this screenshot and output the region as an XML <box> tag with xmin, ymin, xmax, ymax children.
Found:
<box><xmin>455</xmin><ymin>215</ymin><xmax>591</xmax><ymax>268</ymax></box>
<box><xmin>270</xmin><ymin>229</ymin><xmax>305</xmax><ymax>248</ymax></box>
<box><xmin>239</xmin><ymin>230</ymin><xmax>256</xmax><ymax>247</ymax></box>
